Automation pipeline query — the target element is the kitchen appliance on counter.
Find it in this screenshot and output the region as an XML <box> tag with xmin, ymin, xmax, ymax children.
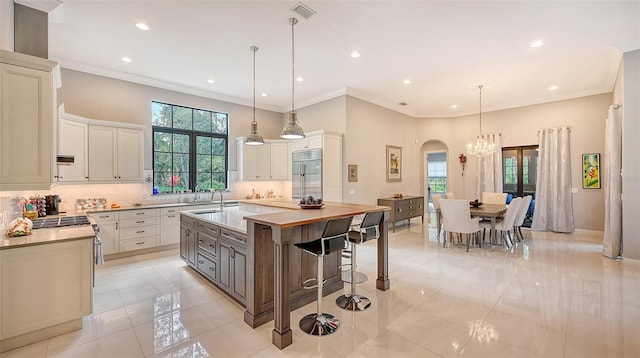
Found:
<box><xmin>44</xmin><ymin>195</ymin><xmax>61</xmax><ymax>215</ymax></box>
<box><xmin>292</xmin><ymin>149</ymin><xmax>322</xmax><ymax>200</ymax></box>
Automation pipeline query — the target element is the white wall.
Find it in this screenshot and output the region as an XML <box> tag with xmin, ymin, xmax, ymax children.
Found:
<box><xmin>621</xmin><ymin>49</ymin><xmax>640</xmax><ymax>260</ymax></box>
<box><xmin>290</xmin><ymin>96</ymin><xmax>347</xmax><ymax>134</ymax></box>
<box><xmin>0</xmin><ymin>0</ymin><xmax>14</xmax><ymax>51</ymax></box>
<box><xmin>416</xmin><ymin>93</ymin><xmax>611</xmax><ymax>231</ymax></box>
<box><xmin>344</xmin><ymin>96</ymin><xmax>420</xmax><ymax>205</ymax></box>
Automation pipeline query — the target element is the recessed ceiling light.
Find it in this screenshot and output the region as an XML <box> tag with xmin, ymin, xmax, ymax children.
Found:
<box><xmin>350</xmin><ymin>51</ymin><xmax>360</xmax><ymax>58</ymax></box>
<box><xmin>403</xmin><ymin>79</ymin><xmax>411</xmax><ymax>85</ymax></box>
<box><xmin>121</xmin><ymin>57</ymin><xmax>132</xmax><ymax>63</ymax></box>
<box><xmin>207</xmin><ymin>79</ymin><xmax>215</xmax><ymax>84</ymax></box>
<box><xmin>296</xmin><ymin>77</ymin><xmax>304</xmax><ymax>82</ymax></box>
<box><xmin>530</xmin><ymin>40</ymin><xmax>544</xmax><ymax>48</ymax></box>
<box><xmin>549</xmin><ymin>85</ymin><xmax>558</xmax><ymax>90</ymax></box>
<box><xmin>451</xmin><ymin>104</ymin><xmax>458</xmax><ymax>109</ymax></box>
<box><xmin>261</xmin><ymin>92</ymin><xmax>267</xmax><ymax>97</ymax></box>
<box><xmin>136</xmin><ymin>23</ymin><xmax>149</xmax><ymax>31</ymax></box>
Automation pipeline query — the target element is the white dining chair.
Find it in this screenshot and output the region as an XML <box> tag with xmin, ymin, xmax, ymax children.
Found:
<box><xmin>480</xmin><ymin>197</ymin><xmax>522</xmax><ymax>247</ymax></box>
<box><xmin>431</xmin><ymin>194</ymin><xmax>444</xmax><ymax>242</ymax></box>
<box><xmin>481</xmin><ymin>192</ymin><xmax>508</xmax><ymax>205</ymax></box>
<box><xmin>439</xmin><ymin>199</ymin><xmax>481</xmax><ymax>252</ymax></box>
<box><xmin>512</xmin><ymin>195</ymin><xmax>532</xmax><ymax>241</ymax></box>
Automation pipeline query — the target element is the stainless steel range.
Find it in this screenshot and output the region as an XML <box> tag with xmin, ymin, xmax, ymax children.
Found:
<box><xmin>31</xmin><ymin>215</ymin><xmax>91</xmax><ymax>229</ymax></box>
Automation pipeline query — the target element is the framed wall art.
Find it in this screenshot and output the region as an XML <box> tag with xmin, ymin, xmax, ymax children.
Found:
<box><xmin>386</xmin><ymin>145</ymin><xmax>402</xmax><ymax>182</ymax></box>
<box><xmin>582</xmin><ymin>153</ymin><xmax>601</xmax><ymax>189</ymax></box>
<box><xmin>348</xmin><ymin>164</ymin><xmax>358</xmax><ymax>182</ymax></box>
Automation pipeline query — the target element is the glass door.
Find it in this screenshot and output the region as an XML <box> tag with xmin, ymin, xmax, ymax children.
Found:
<box><xmin>426</xmin><ymin>152</ymin><xmax>447</xmax><ymax>202</ymax></box>
<box><xmin>503</xmin><ymin>145</ymin><xmax>538</xmax><ymax>198</ymax></box>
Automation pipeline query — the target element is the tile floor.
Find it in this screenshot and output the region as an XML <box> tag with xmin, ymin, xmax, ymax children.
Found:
<box><xmin>2</xmin><ymin>219</ymin><xmax>640</xmax><ymax>358</ymax></box>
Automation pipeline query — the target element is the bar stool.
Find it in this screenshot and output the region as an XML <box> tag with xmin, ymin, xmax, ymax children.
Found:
<box><xmin>336</xmin><ymin>211</ymin><xmax>383</xmax><ymax>311</ymax></box>
<box><xmin>294</xmin><ymin>216</ymin><xmax>353</xmax><ymax>336</ymax></box>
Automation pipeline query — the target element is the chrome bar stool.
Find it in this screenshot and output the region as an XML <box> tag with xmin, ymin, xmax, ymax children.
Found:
<box><xmin>336</xmin><ymin>211</ymin><xmax>383</xmax><ymax>311</ymax></box>
<box><xmin>294</xmin><ymin>216</ymin><xmax>353</xmax><ymax>336</ymax></box>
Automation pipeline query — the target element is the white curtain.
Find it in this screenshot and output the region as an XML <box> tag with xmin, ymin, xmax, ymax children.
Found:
<box><xmin>475</xmin><ymin>133</ymin><xmax>503</xmax><ymax>199</ymax></box>
<box><xmin>603</xmin><ymin>105</ymin><xmax>622</xmax><ymax>258</ymax></box>
<box><xmin>531</xmin><ymin>127</ymin><xmax>575</xmax><ymax>233</ymax></box>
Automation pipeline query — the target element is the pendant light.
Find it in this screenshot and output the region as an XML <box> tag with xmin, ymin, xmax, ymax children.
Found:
<box><xmin>245</xmin><ymin>46</ymin><xmax>264</xmax><ymax>145</ymax></box>
<box><xmin>280</xmin><ymin>17</ymin><xmax>305</xmax><ymax>139</ymax></box>
<box><xmin>467</xmin><ymin>85</ymin><xmax>496</xmax><ymax>157</ymax></box>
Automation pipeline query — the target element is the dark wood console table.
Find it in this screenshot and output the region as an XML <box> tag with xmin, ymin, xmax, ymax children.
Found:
<box><xmin>377</xmin><ymin>195</ymin><xmax>424</xmax><ymax>232</ymax></box>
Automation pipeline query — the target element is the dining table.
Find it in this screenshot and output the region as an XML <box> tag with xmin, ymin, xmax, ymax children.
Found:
<box><xmin>436</xmin><ymin>203</ymin><xmax>507</xmax><ymax>246</ymax></box>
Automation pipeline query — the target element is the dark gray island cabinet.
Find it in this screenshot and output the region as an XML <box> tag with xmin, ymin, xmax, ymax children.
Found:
<box><xmin>180</xmin><ymin>208</ymin><xmax>343</xmax><ymax>324</ymax></box>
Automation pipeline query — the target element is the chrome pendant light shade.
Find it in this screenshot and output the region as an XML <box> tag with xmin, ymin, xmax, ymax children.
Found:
<box><xmin>245</xmin><ymin>45</ymin><xmax>264</xmax><ymax>146</ymax></box>
<box><xmin>467</xmin><ymin>85</ymin><xmax>495</xmax><ymax>157</ymax></box>
<box><xmin>281</xmin><ymin>17</ymin><xmax>305</xmax><ymax>139</ymax></box>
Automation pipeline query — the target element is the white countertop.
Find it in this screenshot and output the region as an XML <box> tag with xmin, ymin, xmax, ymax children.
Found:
<box><xmin>181</xmin><ymin>206</ymin><xmax>259</xmax><ymax>233</ymax></box>
<box><xmin>1</xmin><ymin>225</ymin><xmax>95</xmax><ymax>250</ymax></box>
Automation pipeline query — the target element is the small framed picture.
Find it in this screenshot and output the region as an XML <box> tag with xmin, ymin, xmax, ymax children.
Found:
<box><xmin>348</xmin><ymin>164</ymin><xmax>358</xmax><ymax>182</ymax></box>
<box><xmin>386</xmin><ymin>145</ymin><xmax>402</xmax><ymax>182</ymax></box>
<box><xmin>582</xmin><ymin>153</ymin><xmax>601</xmax><ymax>189</ymax></box>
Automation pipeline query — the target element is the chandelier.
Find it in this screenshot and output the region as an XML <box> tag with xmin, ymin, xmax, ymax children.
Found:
<box><xmin>280</xmin><ymin>17</ymin><xmax>305</xmax><ymax>139</ymax></box>
<box><xmin>467</xmin><ymin>85</ymin><xmax>495</xmax><ymax>157</ymax></box>
<box><xmin>245</xmin><ymin>46</ymin><xmax>264</xmax><ymax>145</ymax></box>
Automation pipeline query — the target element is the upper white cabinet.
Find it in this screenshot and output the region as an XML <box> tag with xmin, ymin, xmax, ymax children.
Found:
<box><xmin>56</xmin><ymin>114</ymin><xmax>89</xmax><ymax>182</ymax></box>
<box><xmin>88</xmin><ymin>124</ymin><xmax>143</xmax><ymax>182</ymax></box>
<box><xmin>236</xmin><ymin>138</ymin><xmax>291</xmax><ymax>181</ymax></box>
<box><xmin>292</xmin><ymin>135</ymin><xmax>322</xmax><ymax>151</ymax></box>
<box><xmin>0</xmin><ymin>50</ymin><xmax>57</xmax><ymax>191</ymax></box>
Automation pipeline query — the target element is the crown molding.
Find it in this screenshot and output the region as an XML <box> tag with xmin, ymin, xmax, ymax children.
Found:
<box><xmin>345</xmin><ymin>87</ymin><xmax>419</xmax><ymax>118</ymax></box>
<box><xmin>14</xmin><ymin>0</ymin><xmax>62</xmax><ymax>13</ymax></box>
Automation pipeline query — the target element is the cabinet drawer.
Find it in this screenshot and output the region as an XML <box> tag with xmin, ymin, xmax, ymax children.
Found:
<box><xmin>161</xmin><ymin>206</ymin><xmax>184</xmax><ymax>215</ymax></box>
<box><xmin>197</xmin><ymin>232</ymin><xmax>217</xmax><ymax>257</ymax></box>
<box><xmin>119</xmin><ymin>236</ymin><xmax>159</xmax><ymax>252</ymax></box>
<box><xmin>119</xmin><ymin>224</ymin><xmax>159</xmax><ymax>239</ymax></box>
<box><xmin>119</xmin><ymin>216</ymin><xmax>160</xmax><ymax>228</ymax></box>
<box><xmin>196</xmin><ymin>253</ymin><xmax>217</xmax><ymax>282</ymax></box>
<box><xmin>119</xmin><ymin>209</ymin><xmax>160</xmax><ymax>219</ymax></box>
<box><xmin>198</xmin><ymin>221</ymin><xmax>221</xmax><ymax>236</ymax></box>
<box><xmin>220</xmin><ymin>228</ymin><xmax>246</xmax><ymax>245</ymax></box>
<box><xmin>89</xmin><ymin>212</ymin><xmax>118</xmax><ymax>222</ymax></box>
<box><xmin>181</xmin><ymin>215</ymin><xmax>197</xmax><ymax>226</ymax></box>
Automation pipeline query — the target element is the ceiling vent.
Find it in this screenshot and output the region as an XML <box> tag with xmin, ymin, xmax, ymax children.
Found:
<box><xmin>290</xmin><ymin>2</ymin><xmax>316</xmax><ymax>19</ymax></box>
<box><xmin>399</xmin><ymin>102</ymin><xmax>408</xmax><ymax>106</ymax></box>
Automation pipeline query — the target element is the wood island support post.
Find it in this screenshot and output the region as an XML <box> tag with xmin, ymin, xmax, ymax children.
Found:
<box><xmin>271</xmin><ymin>225</ymin><xmax>293</xmax><ymax>349</ymax></box>
<box><xmin>377</xmin><ymin>210</ymin><xmax>390</xmax><ymax>290</ymax></box>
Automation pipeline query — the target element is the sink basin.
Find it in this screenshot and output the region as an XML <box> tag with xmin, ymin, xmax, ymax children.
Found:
<box><xmin>192</xmin><ymin>209</ymin><xmax>221</xmax><ymax>215</ymax></box>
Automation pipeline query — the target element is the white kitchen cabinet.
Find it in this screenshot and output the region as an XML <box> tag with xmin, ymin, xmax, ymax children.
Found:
<box><xmin>236</xmin><ymin>138</ymin><xmax>292</xmax><ymax>182</ymax></box>
<box><xmin>0</xmin><ymin>50</ymin><xmax>56</xmax><ymax>191</ymax></box>
<box><xmin>88</xmin><ymin>125</ymin><xmax>143</xmax><ymax>182</ymax></box>
<box><xmin>237</xmin><ymin>138</ymin><xmax>271</xmax><ymax>181</ymax></box>
<box><xmin>118</xmin><ymin>209</ymin><xmax>160</xmax><ymax>252</ymax></box>
<box><xmin>56</xmin><ymin>116</ymin><xmax>89</xmax><ymax>182</ymax></box>
<box><xmin>0</xmin><ymin>239</ymin><xmax>93</xmax><ymax>351</ymax></box>
<box><xmin>270</xmin><ymin>141</ymin><xmax>291</xmax><ymax>180</ymax></box>
<box><xmin>89</xmin><ymin>212</ymin><xmax>118</xmax><ymax>255</ymax></box>
<box><xmin>160</xmin><ymin>206</ymin><xmax>183</xmax><ymax>246</ymax></box>
<box><xmin>292</xmin><ymin>134</ymin><xmax>322</xmax><ymax>151</ymax></box>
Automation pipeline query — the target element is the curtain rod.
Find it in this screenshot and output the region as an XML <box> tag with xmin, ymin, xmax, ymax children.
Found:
<box><xmin>537</xmin><ymin>126</ymin><xmax>571</xmax><ymax>134</ymax></box>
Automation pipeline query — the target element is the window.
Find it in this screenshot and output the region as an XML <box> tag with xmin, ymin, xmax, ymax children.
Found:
<box><xmin>503</xmin><ymin>146</ymin><xmax>538</xmax><ymax>197</ymax></box>
<box><xmin>152</xmin><ymin>101</ymin><xmax>228</xmax><ymax>193</ymax></box>
<box><xmin>427</xmin><ymin>152</ymin><xmax>447</xmax><ymax>201</ymax></box>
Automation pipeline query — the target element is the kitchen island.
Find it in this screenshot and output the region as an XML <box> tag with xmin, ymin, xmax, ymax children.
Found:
<box><xmin>181</xmin><ymin>200</ymin><xmax>390</xmax><ymax>349</ymax></box>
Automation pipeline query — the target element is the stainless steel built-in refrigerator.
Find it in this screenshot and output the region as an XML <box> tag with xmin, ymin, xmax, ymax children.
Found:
<box><xmin>292</xmin><ymin>149</ymin><xmax>322</xmax><ymax>200</ymax></box>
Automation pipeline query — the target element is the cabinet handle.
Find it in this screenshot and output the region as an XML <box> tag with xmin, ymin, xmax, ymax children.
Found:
<box><xmin>85</xmin><ymin>176</ymin><xmax>89</xmax><ymax>179</ymax></box>
<box><xmin>136</xmin><ymin>230</ymin><xmax>145</xmax><ymax>234</ymax></box>
<box><xmin>118</xmin><ymin>176</ymin><xmax>121</xmax><ymax>179</ymax></box>
<box><xmin>114</xmin><ymin>176</ymin><xmax>118</xmax><ymax>179</ymax></box>
<box><xmin>209</xmin><ymin>267</ymin><xmax>214</xmax><ymax>271</ymax></box>
<box><xmin>136</xmin><ymin>220</ymin><xmax>145</xmax><ymax>223</ymax></box>
<box><xmin>136</xmin><ymin>213</ymin><xmax>144</xmax><ymax>216</ymax></box>
<box><xmin>116</xmin><ymin>222</ymin><xmax>118</xmax><ymax>230</ymax></box>
<box><xmin>209</xmin><ymin>244</ymin><xmax>215</xmax><ymax>249</ymax></box>
<box><xmin>99</xmin><ymin>215</ymin><xmax>109</xmax><ymax>218</ymax></box>
<box><xmin>136</xmin><ymin>241</ymin><xmax>145</xmax><ymax>245</ymax></box>
<box><xmin>186</xmin><ymin>228</ymin><xmax>191</xmax><ymax>235</ymax></box>
<box><xmin>168</xmin><ymin>215</ymin><xmax>176</xmax><ymax>218</ymax></box>
<box><xmin>167</xmin><ymin>210</ymin><xmax>176</xmax><ymax>213</ymax></box>
<box><xmin>59</xmin><ymin>176</ymin><xmax>64</xmax><ymax>179</ymax></box>
<box><xmin>198</xmin><ymin>239</ymin><xmax>203</xmax><ymax>243</ymax></box>
<box><xmin>198</xmin><ymin>260</ymin><xmax>204</xmax><ymax>264</ymax></box>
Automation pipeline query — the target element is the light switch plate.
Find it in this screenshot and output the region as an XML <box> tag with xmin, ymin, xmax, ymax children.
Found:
<box><xmin>571</xmin><ymin>188</ymin><xmax>578</xmax><ymax>193</ymax></box>
<box><xmin>349</xmin><ymin>189</ymin><xmax>356</xmax><ymax>195</ymax></box>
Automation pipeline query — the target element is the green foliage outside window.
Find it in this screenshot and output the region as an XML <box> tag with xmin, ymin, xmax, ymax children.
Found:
<box><xmin>152</xmin><ymin>101</ymin><xmax>228</xmax><ymax>193</ymax></box>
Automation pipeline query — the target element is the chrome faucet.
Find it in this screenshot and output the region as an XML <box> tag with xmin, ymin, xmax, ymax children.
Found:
<box><xmin>212</xmin><ymin>189</ymin><xmax>225</xmax><ymax>211</ymax></box>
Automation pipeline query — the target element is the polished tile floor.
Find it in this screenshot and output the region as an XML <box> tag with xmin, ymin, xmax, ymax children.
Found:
<box><xmin>2</xmin><ymin>219</ymin><xmax>640</xmax><ymax>358</ymax></box>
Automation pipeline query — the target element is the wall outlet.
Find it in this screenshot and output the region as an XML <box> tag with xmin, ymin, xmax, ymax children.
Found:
<box><xmin>349</xmin><ymin>189</ymin><xmax>356</xmax><ymax>195</ymax></box>
<box><xmin>571</xmin><ymin>188</ymin><xmax>578</xmax><ymax>193</ymax></box>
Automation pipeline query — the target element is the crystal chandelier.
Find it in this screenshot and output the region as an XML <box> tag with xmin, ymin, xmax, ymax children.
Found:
<box><xmin>245</xmin><ymin>46</ymin><xmax>264</xmax><ymax>145</ymax></box>
<box><xmin>280</xmin><ymin>17</ymin><xmax>305</xmax><ymax>139</ymax></box>
<box><xmin>467</xmin><ymin>85</ymin><xmax>495</xmax><ymax>157</ymax></box>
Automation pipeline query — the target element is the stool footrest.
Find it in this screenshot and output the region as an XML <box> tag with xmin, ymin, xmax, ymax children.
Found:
<box><xmin>336</xmin><ymin>294</ymin><xmax>371</xmax><ymax>311</ymax></box>
<box><xmin>302</xmin><ymin>277</ymin><xmax>327</xmax><ymax>290</ymax></box>
<box><xmin>299</xmin><ymin>313</ymin><xmax>340</xmax><ymax>336</ymax></box>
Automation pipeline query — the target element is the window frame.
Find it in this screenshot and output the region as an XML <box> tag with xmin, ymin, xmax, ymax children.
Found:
<box><xmin>502</xmin><ymin>145</ymin><xmax>538</xmax><ymax>198</ymax></box>
<box><xmin>151</xmin><ymin>101</ymin><xmax>229</xmax><ymax>193</ymax></box>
